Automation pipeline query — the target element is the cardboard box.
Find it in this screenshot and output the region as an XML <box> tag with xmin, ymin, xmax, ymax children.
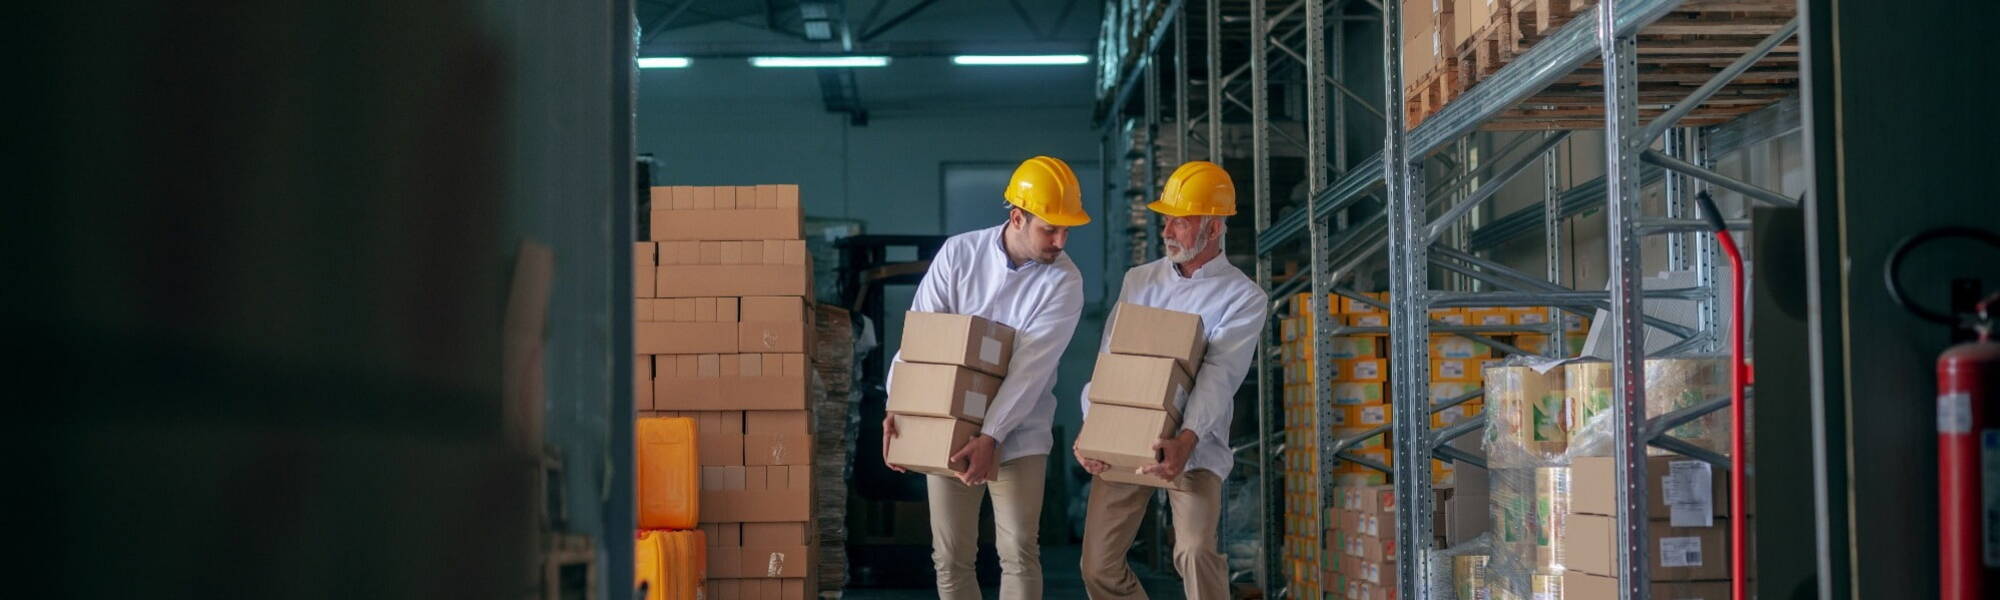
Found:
<box><xmin>898</xmin><ymin>311</ymin><xmax>1017</xmax><ymax>377</ymax></box>
<box><xmin>708</xmin><ymin>546</ymin><xmax>812</xmax><ymax>578</ymax></box>
<box><xmin>658</xmin><ymin>264</ymin><xmax>810</xmax><ymax>298</ymax></box>
<box><xmin>1346</xmin><ymin>313</ymin><xmax>1389</xmax><ymax>328</ymax></box>
<box><xmin>744</xmin><ymin>411</ymin><xmax>809</xmax><ymax>435</ymax></box>
<box><xmin>699</xmin><ymin>464</ymin><xmax>812</xmax><ymax>522</ymax></box>
<box><xmin>1337</xmin><ymin>357</ymin><xmax>1387</xmax><ymax>382</ymax></box>
<box><xmin>1561</xmin><ymin>514</ymin><xmax>1736</xmax><ymax>581</ymax></box>
<box><xmin>742</xmin><ymin>522</ymin><xmax>809</xmax><ymax>546</ymax></box>
<box><xmin>650</xmin><ymin>187</ymin><xmax>802</xmax><ymax>241</ymax></box>
<box><xmin>636</xmin><ymin>242</ymin><xmax>657</xmax><ymax>299</ymax></box>
<box><xmin>1076</xmin><ymin>403</ymin><xmax>1185</xmax><ymax>489</ymax></box>
<box><xmin>1465</xmin><ymin>308</ymin><xmax>1512</xmax><ymax>326</ymax></box>
<box><xmin>655</xmin><ymin>354</ymin><xmax>809</xmax><ymax>411</ymax></box>
<box><xmin>1339</xmin><ymin>485</ymin><xmax>1397</xmax><ymax>513</ymax></box>
<box><xmin>1341</xmin><ymin>292</ymin><xmax>1386</xmax><ymax>314</ymax></box>
<box><xmin>636</xmin><ymin>354</ymin><xmax>654</xmax><ymax>411</ymax></box>
<box><xmin>1512</xmin><ymin>308</ymin><xmax>1551</xmax><ymax>325</ymax></box>
<box><xmin>1569</xmin><ymin>455</ymin><xmax>1729</xmax><ymax>524</ymax></box>
<box><xmin>1338</xmin><ymin>403</ymin><xmax>1393</xmax><ymax>428</ymax></box>
<box><xmin>707</xmin><ymin>578</ymin><xmax>809</xmax><ymax>600</ymax></box>
<box><xmin>635</xmin><ymin>321</ymin><xmax>740</xmax><ymax>354</ymax></box>
<box><xmin>1333</xmin><ymin>382</ymin><xmax>1386</xmax><ymax>406</ymax></box>
<box><xmin>1485</xmin><ymin>365</ymin><xmax>1567</xmax><ymax>459</ymax></box>
<box><xmin>887</xmin><ymin>361</ymin><xmax>1002</xmax><ymax>423</ymax></box>
<box><xmin>884</xmin><ymin>414</ymin><xmax>980</xmax><ymax>476</ymax></box>
<box><xmin>1086</xmin><ymin>353</ymin><xmax>1193</xmax><ymax>419</ymax></box>
<box><xmin>1431</xmin><ymin>357</ymin><xmax>1499</xmax><ymax>382</ymax></box>
<box><xmin>1535</xmin><ymin>571</ymin><xmax>1620</xmax><ymax>600</ymax></box>
<box><xmin>1429</xmin><ymin>336</ymin><xmax>1492</xmax><ymax>358</ymax></box>
<box><xmin>1334</xmin><ymin>427</ymin><xmax>1387</xmax><ymax>450</ymax></box>
<box><xmin>739</xmin><ymin>296</ymin><xmax>810</xmax><ymax>353</ymax></box>
<box><xmin>1106</xmin><ymin>302</ymin><xmax>1208</xmax><ymax>377</ymax></box>
<box><xmin>1328</xmin><ymin>336</ymin><xmax>1385</xmax><ymax>358</ymax></box>
<box><xmin>744</xmin><ymin>433</ymin><xmax>811</xmax><ymax>466</ymax></box>
<box><xmin>701</xmin><ymin>522</ymin><xmax>743</xmax><ymax>547</ymax></box>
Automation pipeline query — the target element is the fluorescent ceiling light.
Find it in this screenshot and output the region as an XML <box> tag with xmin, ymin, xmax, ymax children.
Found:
<box><xmin>749</xmin><ymin>56</ymin><xmax>890</xmax><ymax>68</ymax></box>
<box><xmin>637</xmin><ymin>57</ymin><xmax>691</xmax><ymax>68</ymax></box>
<box><xmin>951</xmin><ymin>54</ymin><xmax>1090</xmax><ymax>66</ymax></box>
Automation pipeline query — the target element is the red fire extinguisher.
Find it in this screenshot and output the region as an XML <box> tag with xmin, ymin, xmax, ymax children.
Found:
<box><xmin>1885</xmin><ymin>226</ymin><xmax>2000</xmax><ymax>600</ymax></box>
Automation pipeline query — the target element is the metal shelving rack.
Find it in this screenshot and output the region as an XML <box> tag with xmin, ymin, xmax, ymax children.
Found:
<box><xmin>1095</xmin><ymin>0</ymin><xmax>1800</xmax><ymax>597</ymax></box>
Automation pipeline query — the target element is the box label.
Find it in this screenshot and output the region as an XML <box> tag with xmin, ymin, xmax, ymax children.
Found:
<box><xmin>981</xmin><ymin>336</ymin><xmax>1003</xmax><ymax>366</ymax></box>
<box><xmin>1664</xmin><ymin>460</ymin><xmax>1716</xmax><ymax>527</ymax></box>
<box><xmin>1659</xmin><ymin>536</ymin><xmax>1702</xmax><ymax>568</ymax></box>
<box><xmin>965</xmin><ymin>391</ymin><xmax>989</xmax><ymax>419</ymax></box>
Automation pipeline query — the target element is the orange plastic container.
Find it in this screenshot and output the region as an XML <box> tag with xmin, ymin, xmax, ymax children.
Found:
<box><xmin>636</xmin><ymin>529</ymin><xmax>707</xmax><ymax>600</ymax></box>
<box><xmin>637</xmin><ymin>417</ymin><xmax>700</xmax><ymax>529</ymax></box>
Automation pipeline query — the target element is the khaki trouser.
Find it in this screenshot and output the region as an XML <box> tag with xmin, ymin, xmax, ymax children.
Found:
<box><xmin>1079</xmin><ymin>469</ymin><xmax>1227</xmax><ymax>600</ymax></box>
<box><xmin>926</xmin><ymin>454</ymin><xmax>1048</xmax><ymax>600</ymax></box>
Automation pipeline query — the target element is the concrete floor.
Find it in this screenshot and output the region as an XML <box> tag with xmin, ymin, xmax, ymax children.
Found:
<box><xmin>841</xmin><ymin>544</ymin><xmax>1187</xmax><ymax>599</ymax></box>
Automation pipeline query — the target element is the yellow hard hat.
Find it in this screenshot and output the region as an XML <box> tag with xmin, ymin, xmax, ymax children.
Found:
<box><xmin>1004</xmin><ymin>156</ymin><xmax>1090</xmax><ymax>227</ymax></box>
<box><xmin>1149</xmin><ymin>161</ymin><xmax>1237</xmax><ymax>217</ymax></box>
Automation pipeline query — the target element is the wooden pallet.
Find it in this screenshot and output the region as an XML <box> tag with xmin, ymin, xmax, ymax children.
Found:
<box><xmin>1405</xmin><ymin>0</ymin><xmax>1800</xmax><ymax>130</ymax></box>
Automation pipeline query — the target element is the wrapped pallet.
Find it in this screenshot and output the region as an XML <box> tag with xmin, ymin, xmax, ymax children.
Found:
<box><xmin>1482</xmin><ymin>365</ymin><xmax>1566</xmax><ymax>466</ymax></box>
<box><xmin>1565</xmin><ymin>358</ymin><xmax>1730</xmax><ymax>457</ymax></box>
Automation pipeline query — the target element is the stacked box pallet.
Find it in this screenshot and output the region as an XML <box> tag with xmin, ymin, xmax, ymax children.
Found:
<box><xmin>639</xmin><ymin>184</ymin><xmax>817</xmax><ymax>600</ymax></box>
<box><xmin>1515</xmin><ymin>455</ymin><xmax>1737</xmax><ymax>600</ymax></box>
<box><xmin>883</xmin><ymin>311</ymin><xmax>1016</xmax><ymax>475</ymax></box>
<box><xmin>808</xmin><ymin>305</ymin><xmax>854</xmax><ymax>593</ymax></box>
<box><xmin>1326</xmin><ymin>486</ymin><xmax>1400</xmax><ymax>600</ymax></box>
<box><xmin>1076</xmin><ymin>303</ymin><xmax>1208</xmax><ymax>489</ymax></box>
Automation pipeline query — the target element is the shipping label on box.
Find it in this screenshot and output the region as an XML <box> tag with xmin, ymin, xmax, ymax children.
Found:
<box><xmin>1086</xmin><ymin>353</ymin><xmax>1193</xmax><ymax>419</ymax></box>
<box><xmin>1429</xmin><ymin>336</ymin><xmax>1492</xmax><ymax>358</ymax></box>
<box><xmin>884</xmin><ymin>414</ymin><xmax>979</xmax><ymax>476</ymax></box>
<box><xmin>899</xmin><ymin>311</ymin><xmax>1016</xmax><ymax>377</ymax></box>
<box><xmin>1106</xmin><ymin>302</ymin><xmax>1208</xmax><ymax>377</ymax></box>
<box><xmin>1569</xmin><ymin>455</ymin><xmax>1728</xmax><ymax>522</ymax></box>
<box><xmin>1345</xmin><ymin>313</ymin><xmax>1389</xmax><ymax>328</ymax></box>
<box><xmin>1512</xmin><ymin>308</ymin><xmax>1551</xmax><ymax>325</ymax></box>
<box><xmin>887</xmin><ymin>361</ymin><xmax>1001</xmax><ymax>423</ymax></box>
<box><xmin>1341</xmin><ymin>292</ymin><xmax>1386</xmax><ymax>314</ymax></box>
<box><xmin>1465</xmin><ymin>308</ymin><xmax>1511</xmax><ymax>326</ymax></box>
<box><xmin>1343</xmin><ymin>403</ymin><xmax>1392</xmax><ymax>427</ymax></box>
<box><xmin>655</xmin><ymin>353</ymin><xmax>809</xmax><ymax>411</ymax></box>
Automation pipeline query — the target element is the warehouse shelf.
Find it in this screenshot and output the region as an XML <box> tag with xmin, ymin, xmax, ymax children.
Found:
<box><xmin>1098</xmin><ymin>0</ymin><xmax>1797</xmax><ymax>596</ymax></box>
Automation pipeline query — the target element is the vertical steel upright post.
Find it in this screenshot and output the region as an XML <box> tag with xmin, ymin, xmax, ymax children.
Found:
<box><xmin>1383</xmin><ymin>1</ymin><xmax>1433</xmax><ymax>600</ymax></box>
<box><xmin>1304</xmin><ymin>0</ymin><xmax>1335</xmax><ymax>594</ymax></box>
<box><xmin>1250</xmin><ymin>0</ymin><xmax>1280</xmax><ymax>592</ymax></box>
<box><xmin>1544</xmin><ymin>144</ymin><xmax>1564</xmax><ymax>358</ymax></box>
<box><xmin>1691</xmin><ymin>128</ymin><xmax>1722</xmax><ymax>353</ymax></box>
<box><xmin>1664</xmin><ymin>128</ymin><xmax>1689</xmax><ymax>270</ymax></box>
<box><xmin>1176</xmin><ymin>10</ymin><xmax>1190</xmax><ymax>168</ymax></box>
<box><xmin>1599</xmin><ymin>0</ymin><xmax>1651</xmax><ymax>598</ymax></box>
<box><xmin>1331</xmin><ymin>9</ymin><xmax>1348</xmax><ymax>175</ymax></box>
<box><xmin>1208</xmin><ymin>0</ymin><xmax>1223</xmax><ymax>165</ymax></box>
<box><xmin>1145</xmin><ymin>58</ymin><xmax>1162</xmax><ymax>263</ymax></box>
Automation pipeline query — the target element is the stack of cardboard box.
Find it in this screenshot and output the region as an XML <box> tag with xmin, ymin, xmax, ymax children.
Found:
<box><xmin>1328</xmin><ymin>486</ymin><xmax>1400</xmax><ymax>600</ymax></box>
<box><xmin>1076</xmin><ymin>302</ymin><xmax>1206</xmax><ymax>489</ymax></box>
<box><xmin>1527</xmin><ymin>455</ymin><xmax>1736</xmax><ymax>599</ymax></box>
<box><xmin>638</xmin><ymin>184</ymin><xmax>817</xmax><ymax>600</ymax></box>
<box><xmin>883</xmin><ymin>311</ymin><xmax>1016</xmax><ymax>475</ymax></box>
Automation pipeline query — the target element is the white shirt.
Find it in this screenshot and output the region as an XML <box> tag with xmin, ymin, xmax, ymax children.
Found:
<box><xmin>892</xmin><ymin>223</ymin><xmax>1085</xmax><ymax>462</ymax></box>
<box><xmin>1082</xmin><ymin>256</ymin><xmax>1266</xmax><ymax>479</ymax></box>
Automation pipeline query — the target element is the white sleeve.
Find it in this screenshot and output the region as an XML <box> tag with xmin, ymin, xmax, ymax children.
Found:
<box><xmin>981</xmin><ymin>273</ymin><xmax>1084</xmax><ymax>444</ymax></box>
<box><xmin>1178</xmin><ymin>285</ymin><xmax>1267</xmax><ymax>445</ymax></box>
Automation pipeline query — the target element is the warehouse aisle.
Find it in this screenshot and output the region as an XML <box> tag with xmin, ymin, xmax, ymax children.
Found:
<box><xmin>843</xmin><ymin>544</ymin><xmax>1186</xmax><ymax>598</ymax></box>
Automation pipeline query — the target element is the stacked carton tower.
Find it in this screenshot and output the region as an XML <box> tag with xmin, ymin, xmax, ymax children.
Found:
<box><xmin>884</xmin><ymin>312</ymin><xmax>1017</xmax><ymax>475</ymax></box>
<box><xmin>638</xmin><ymin>184</ymin><xmax>817</xmax><ymax>600</ymax></box>
<box><xmin>1483</xmin><ymin>357</ymin><xmax>1736</xmax><ymax>600</ymax></box>
<box><xmin>1076</xmin><ymin>303</ymin><xmax>1208</xmax><ymax>489</ymax></box>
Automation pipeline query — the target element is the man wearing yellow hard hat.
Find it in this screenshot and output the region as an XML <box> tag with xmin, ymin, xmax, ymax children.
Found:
<box><xmin>1075</xmin><ymin>161</ymin><xmax>1264</xmax><ymax>599</ymax></box>
<box><xmin>882</xmin><ymin>155</ymin><xmax>1089</xmax><ymax>600</ymax></box>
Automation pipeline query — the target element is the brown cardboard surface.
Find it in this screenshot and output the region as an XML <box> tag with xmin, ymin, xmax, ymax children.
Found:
<box><xmin>740</xmin><ymin>296</ymin><xmax>806</xmax><ymax>322</ymax></box>
<box><xmin>1570</xmin><ymin>455</ymin><xmax>1729</xmax><ymax>522</ymax></box>
<box><xmin>1337</xmin><ymin>357</ymin><xmax>1387</xmax><ymax>383</ymax></box>
<box><xmin>1562</xmin><ymin>513</ymin><xmax>1618</xmax><ymax>577</ymax></box>
<box><xmin>744</xmin><ymin>433</ymin><xmax>812</xmax><ymax>466</ymax></box>
<box><xmin>1106</xmin><ymin>302</ymin><xmax>1207</xmax><ymax>377</ymax></box>
<box><xmin>742</xmin><ymin>522</ymin><xmax>808</xmax><ymax>547</ymax></box>
<box><xmin>635</xmin><ymin>355</ymin><xmax>654</xmax><ymax>411</ymax></box>
<box><xmin>658</xmin><ymin>265</ymin><xmax>810</xmax><ymax>298</ymax></box>
<box><xmin>887</xmin><ymin>361</ymin><xmax>1002</xmax><ymax>423</ymax></box>
<box><xmin>1076</xmin><ymin>404</ymin><xmax>1181</xmax><ymax>490</ymax></box>
<box><xmin>1652</xmin><ymin>581</ymin><xmax>1732</xmax><ymax>600</ymax></box>
<box><xmin>635</xmin><ymin>322</ymin><xmax>738</xmax><ymax>354</ymax></box>
<box><xmin>1561</xmin><ymin>514</ymin><xmax>1736</xmax><ymax>581</ymax></box>
<box><xmin>650</xmin><ymin>206</ymin><xmax>803</xmax><ymax>241</ymax></box>
<box><xmin>1549</xmin><ymin>571</ymin><xmax>1620</xmax><ymax>599</ymax></box>
<box><xmin>883</xmin><ymin>415</ymin><xmax>979</xmax><ymax>476</ymax></box>
<box><xmin>1095</xmin><ymin>466</ymin><xmax>1187</xmax><ymax>490</ymax></box>
<box><xmin>739</xmin><ymin>320</ymin><xmax>808</xmax><ymax>353</ymax></box>
<box><xmin>898</xmin><ymin>311</ymin><xmax>1017</xmax><ymax>377</ymax></box>
<box><xmin>655</xmin><ymin>354</ymin><xmax>808</xmax><ymax>411</ymax></box>
<box><xmin>636</xmin><ymin>265</ymin><xmax>656</xmax><ymax>301</ymax></box>
<box><xmin>699</xmin><ymin>490</ymin><xmax>810</xmax><ymax>522</ymax></box>
<box><xmin>744</xmin><ymin>411</ymin><xmax>809</xmax><ymax>435</ymax></box>
<box><xmin>1085</xmin><ymin>353</ymin><xmax>1192</xmax><ymax>420</ymax></box>
<box><xmin>706</xmin><ymin>546</ymin><xmax>811</xmax><ymax>578</ymax></box>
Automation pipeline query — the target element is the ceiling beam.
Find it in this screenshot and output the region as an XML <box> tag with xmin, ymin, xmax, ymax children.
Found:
<box><xmin>643</xmin><ymin>39</ymin><xmax>1092</xmax><ymax>57</ymax></box>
